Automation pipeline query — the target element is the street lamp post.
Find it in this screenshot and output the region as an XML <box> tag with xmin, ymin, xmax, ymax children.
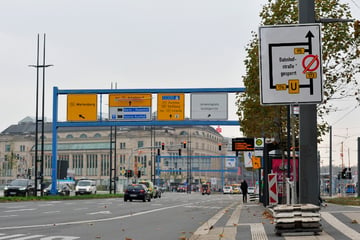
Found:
<box><xmin>29</xmin><ymin>33</ymin><xmax>53</xmax><ymax>196</ymax></box>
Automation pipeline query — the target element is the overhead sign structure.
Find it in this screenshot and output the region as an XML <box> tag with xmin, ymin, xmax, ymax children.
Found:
<box><xmin>67</xmin><ymin>94</ymin><xmax>97</xmax><ymax>121</ymax></box>
<box><xmin>157</xmin><ymin>93</ymin><xmax>185</xmax><ymax>120</ymax></box>
<box><xmin>259</xmin><ymin>24</ymin><xmax>323</xmax><ymax>105</ymax></box>
<box><xmin>190</xmin><ymin>93</ymin><xmax>228</xmax><ymax>120</ymax></box>
<box><xmin>109</xmin><ymin>93</ymin><xmax>152</xmax><ymax>107</ymax></box>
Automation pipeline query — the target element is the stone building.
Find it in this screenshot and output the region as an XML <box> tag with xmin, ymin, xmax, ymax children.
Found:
<box><xmin>0</xmin><ymin>117</ymin><xmax>233</xmax><ymax>189</ymax></box>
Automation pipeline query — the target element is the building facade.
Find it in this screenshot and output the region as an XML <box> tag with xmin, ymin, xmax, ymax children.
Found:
<box><xmin>0</xmin><ymin>119</ymin><xmax>234</xmax><ymax>190</ymax></box>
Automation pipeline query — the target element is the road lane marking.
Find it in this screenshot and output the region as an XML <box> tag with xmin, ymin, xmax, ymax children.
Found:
<box><xmin>226</xmin><ymin>204</ymin><xmax>242</xmax><ymax>226</ymax></box>
<box><xmin>0</xmin><ymin>202</ymin><xmax>194</xmax><ymax>230</ymax></box>
<box><xmin>4</xmin><ymin>209</ymin><xmax>36</xmax><ymax>213</ymax></box>
<box><xmin>321</xmin><ymin>212</ymin><xmax>360</xmax><ymax>239</ymax></box>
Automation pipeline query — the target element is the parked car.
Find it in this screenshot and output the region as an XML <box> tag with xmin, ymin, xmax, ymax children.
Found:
<box><xmin>43</xmin><ymin>183</ymin><xmax>71</xmax><ymax>196</ymax></box>
<box><xmin>4</xmin><ymin>179</ymin><xmax>35</xmax><ymax>197</ymax></box>
<box><xmin>233</xmin><ymin>186</ymin><xmax>241</xmax><ymax>194</ymax></box>
<box><xmin>75</xmin><ymin>180</ymin><xmax>97</xmax><ymax>195</ymax></box>
<box><xmin>138</xmin><ymin>180</ymin><xmax>154</xmax><ymax>198</ymax></box>
<box><xmin>124</xmin><ymin>184</ymin><xmax>151</xmax><ymax>202</ymax></box>
<box><xmin>154</xmin><ymin>185</ymin><xmax>162</xmax><ymax>198</ymax></box>
<box><xmin>223</xmin><ymin>186</ymin><xmax>233</xmax><ymax>194</ymax></box>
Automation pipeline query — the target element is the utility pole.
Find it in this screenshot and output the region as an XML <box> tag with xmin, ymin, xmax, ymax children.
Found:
<box><xmin>298</xmin><ymin>0</ymin><xmax>319</xmax><ymax>205</ymax></box>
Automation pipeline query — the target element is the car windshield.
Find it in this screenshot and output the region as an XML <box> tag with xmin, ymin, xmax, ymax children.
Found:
<box><xmin>9</xmin><ymin>179</ymin><xmax>28</xmax><ymax>186</ymax></box>
<box><xmin>139</xmin><ymin>182</ymin><xmax>149</xmax><ymax>188</ymax></box>
<box><xmin>128</xmin><ymin>185</ymin><xmax>144</xmax><ymax>190</ymax></box>
<box><xmin>78</xmin><ymin>181</ymin><xmax>91</xmax><ymax>186</ymax></box>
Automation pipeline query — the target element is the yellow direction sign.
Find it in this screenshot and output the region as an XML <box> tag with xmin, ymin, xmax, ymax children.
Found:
<box><xmin>67</xmin><ymin>94</ymin><xmax>97</xmax><ymax>121</ymax></box>
<box><xmin>109</xmin><ymin>94</ymin><xmax>152</xmax><ymax>107</ymax></box>
<box><xmin>157</xmin><ymin>93</ymin><xmax>185</xmax><ymax>120</ymax></box>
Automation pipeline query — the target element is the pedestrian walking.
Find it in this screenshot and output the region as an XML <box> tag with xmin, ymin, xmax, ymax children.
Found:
<box><xmin>240</xmin><ymin>180</ymin><xmax>248</xmax><ymax>203</ymax></box>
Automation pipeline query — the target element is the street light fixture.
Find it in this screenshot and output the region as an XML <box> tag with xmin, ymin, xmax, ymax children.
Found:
<box><xmin>29</xmin><ymin>33</ymin><xmax>53</xmax><ymax>196</ymax></box>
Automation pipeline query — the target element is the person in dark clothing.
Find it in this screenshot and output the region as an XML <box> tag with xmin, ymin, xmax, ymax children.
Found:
<box><xmin>240</xmin><ymin>180</ymin><xmax>248</xmax><ymax>203</ymax></box>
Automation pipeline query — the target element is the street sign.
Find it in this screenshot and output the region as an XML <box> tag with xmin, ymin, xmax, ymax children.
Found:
<box><xmin>232</xmin><ymin>138</ymin><xmax>254</xmax><ymax>151</ymax></box>
<box><xmin>157</xmin><ymin>93</ymin><xmax>185</xmax><ymax>120</ymax></box>
<box><xmin>109</xmin><ymin>93</ymin><xmax>152</xmax><ymax>107</ymax></box>
<box><xmin>259</xmin><ymin>24</ymin><xmax>323</xmax><ymax>105</ymax></box>
<box><xmin>67</xmin><ymin>94</ymin><xmax>97</xmax><ymax>121</ymax></box>
<box><xmin>109</xmin><ymin>107</ymin><xmax>151</xmax><ymax>121</ymax></box>
<box><xmin>190</xmin><ymin>93</ymin><xmax>228</xmax><ymax>120</ymax></box>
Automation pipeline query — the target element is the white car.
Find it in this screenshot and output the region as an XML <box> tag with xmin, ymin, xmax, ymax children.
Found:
<box><xmin>248</xmin><ymin>187</ymin><xmax>255</xmax><ymax>194</ymax></box>
<box><xmin>75</xmin><ymin>180</ymin><xmax>97</xmax><ymax>195</ymax></box>
<box><xmin>223</xmin><ymin>186</ymin><xmax>233</xmax><ymax>194</ymax></box>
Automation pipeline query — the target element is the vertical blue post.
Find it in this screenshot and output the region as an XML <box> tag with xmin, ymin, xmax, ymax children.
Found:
<box><xmin>50</xmin><ymin>87</ymin><xmax>58</xmax><ymax>195</ymax></box>
<box><xmin>156</xmin><ymin>155</ymin><xmax>160</xmax><ymax>186</ymax></box>
<box><xmin>221</xmin><ymin>157</ymin><xmax>224</xmax><ymax>189</ymax></box>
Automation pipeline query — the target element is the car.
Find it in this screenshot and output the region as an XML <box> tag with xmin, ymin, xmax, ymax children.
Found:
<box><xmin>233</xmin><ymin>186</ymin><xmax>241</xmax><ymax>194</ymax></box>
<box><xmin>248</xmin><ymin>187</ymin><xmax>255</xmax><ymax>194</ymax></box>
<box><xmin>177</xmin><ymin>184</ymin><xmax>187</xmax><ymax>192</ymax></box>
<box><xmin>124</xmin><ymin>184</ymin><xmax>151</xmax><ymax>202</ymax></box>
<box><xmin>75</xmin><ymin>180</ymin><xmax>97</xmax><ymax>195</ymax></box>
<box><xmin>3</xmin><ymin>179</ymin><xmax>35</xmax><ymax>197</ymax></box>
<box><xmin>138</xmin><ymin>180</ymin><xmax>155</xmax><ymax>198</ymax></box>
<box><xmin>43</xmin><ymin>183</ymin><xmax>72</xmax><ymax>196</ymax></box>
<box><xmin>154</xmin><ymin>185</ymin><xmax>162</xmax><ymax>198</ymax></box>
<box><xmin>223</xmin><ymin>186</ymin><xmax>233</xmax><ymax>194</ymax></box>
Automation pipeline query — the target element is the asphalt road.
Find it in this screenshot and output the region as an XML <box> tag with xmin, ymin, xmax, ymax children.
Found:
<box><xmin>0</xmin><ymin>192</ymin><xmax>241</xmax><ymax>240</ymax></box>
<box><xmin>1</xmin><ymin>192</ymin><xmax>360</xmax><ymax>240</ymax></box>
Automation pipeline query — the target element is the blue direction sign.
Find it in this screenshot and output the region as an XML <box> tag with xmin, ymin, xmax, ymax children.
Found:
<box><xmin>109</xmin><ymin>107</ymin><xmax>151</xmax><ymax>121</ymax></box>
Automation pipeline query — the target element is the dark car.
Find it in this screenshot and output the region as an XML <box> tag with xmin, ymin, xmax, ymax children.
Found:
<box><xmin>154</xmin><ymin>185</ymin><xmax>162</xmax><ymax>198</ymax></box>
<box><xmin>43</xmin><ymin>183</ymin><xmax>72</xmax><ymax>196</ymax></box>
<box><xmin>4</xmin><ymin>179</ymin><xmax>35</xmax><ymax>197</ymax></box>
<box><xmin>124</xmin><ymin>184</ymin><xmax>151</xmax><ymax>202</ymax></box>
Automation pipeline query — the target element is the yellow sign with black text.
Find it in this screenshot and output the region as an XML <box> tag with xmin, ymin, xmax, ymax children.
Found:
<box><xmin>67</xmin><ymin>94</ymin><xmax>97</xmax><ymax>121</ymax></box>
<box><xmin>157</xmin><ymin>93</ymin><xmax>185</xmax><ymax>120</ymax></box>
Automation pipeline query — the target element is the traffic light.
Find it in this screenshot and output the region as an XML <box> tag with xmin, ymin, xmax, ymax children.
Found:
<box><xmin>178</xmin><ymin>149</ymin><xmax>181</xmax><ymax>156</ymax></box>
<box><xmin>157</xmin><ymin>148</ymin><xmax>160</xmax><ymax>155</ymax></box>
<box><xmin>183</xmin><ymin>141</ymin><xmax>186</xmax><ymax>148</ymax></box>
<box><xmin>341</xmin><ymin>168</ymin><xmax>347</xmax><ymax>179</ymax></box>
<box><xmin>161</xmin><ymin>142</ymin><xmax>165</xmax><ymax>150</ymax></box>
<box><xmin>137</xmin><ymin>170</ymin><xmax>141</xmax><ymax>178</ymax></box>
<box><xmin>125</xmin><ymin>169</ymin><xmax>133</xmax><ymax>178</ymax></box>
<box><xmin>218</xmin><ymin>143</ymin><xmax>222</xmax><ymax>151</ymax></box>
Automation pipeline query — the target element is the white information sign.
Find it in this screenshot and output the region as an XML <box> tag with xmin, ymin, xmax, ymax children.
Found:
<box><xmin>190</xmin><ymin>93</ymin><xmax>228</xmax><ymax>120</ymax></box>
<box><xmin>259</xmin><ymin>24</ymin><xmax>323</xmax><ymax>105</ymax></box>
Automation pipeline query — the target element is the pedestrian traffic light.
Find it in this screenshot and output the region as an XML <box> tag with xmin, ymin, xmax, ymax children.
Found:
<box><xmin>218</xmin><ymin>143</ymin><xmax>222</xmax><ymax>151</ymax></box>
<box><xmin>137</xmin><ymin>170</ymin><xmax>141</xmax><ymax>178</ymax></box>
<box><xmin>183</xmin><ymin>141</ymin><xmax>186</xmax><ymax>148</ymax></box>
<box><xmin>178</xmin><ymin>149</ymin><xmax>181</xmax><ymax>156</ymax></box>
<box><xmin>161</xmin><ymin>142</ymin><xmax>165</xmax><ymax>150</ymax></box>
<box><xmin>157</xmin><ymin>148</ymin><xmax>160</xmax><ymax>155</ymax></box>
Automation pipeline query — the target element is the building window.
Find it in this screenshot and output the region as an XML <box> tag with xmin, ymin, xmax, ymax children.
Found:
<box><xmin>5</xmin><ymin>144</ymin><xmax>11</xmax><ymax>152</ymax></box>
<box><xmin>120</xmin><ymin>142</ymin><xmax>126</xmax><ymax>149</ymax></box>
<box><xmin>137</xmin><ymin>141</ymin><xmax>144</xmax><ymax>148</ymax></box>
<box><xmin>44</xmin><ymin>154</ymin><xmax>52</xmax><ymax>176</ymax></box>
<box><xmin>80</xmin><ymin>134</ymin><xmax>87</xmax><ymax>139</ymax></box>
<box><xmin>66</xmin><ymin>134</ymin><xmax>74</xmax><ymax>139</ymax></box>
<box><xmin>73</xmin><ymin>154</ymin><xmax>84</xmax><ymax>176</ymax></box>
<box><xmin>119</xmin><ymin>154</ymin><xmax>126</xmax><ymax>165</ymax></box>
<box><xmin>100</xmin><ymin>154</ymin><xmax>110</xmax><ymax>176</ymax></box>
<box><xmin>94</xmin><ymin>133</ymin><xmax>102</xmax><ymax>138</ymax></box>
<box><xmin>86</xmin><ymin>154</ymin><xmax>98</xmax><ymax>176</ymax></box>
<box><xmin>20</xmin><ymin>145</ymin><xmax>26</xmax><ymax>152</ymax></box>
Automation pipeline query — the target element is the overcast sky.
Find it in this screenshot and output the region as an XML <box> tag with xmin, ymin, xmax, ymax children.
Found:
<box><xmin>0</xmin><ymin>0</ymin><xmax>359</xmax><ymax>167</ymax></box>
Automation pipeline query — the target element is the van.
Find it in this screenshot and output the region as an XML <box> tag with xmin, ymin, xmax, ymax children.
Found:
<box><xmin>138</xmin><ymin>180</ymin><xmax>154</xmax><ymax>198</ymax></box>
<box><xmin>75</xmin><ymin>180</ymin><xmax>97</xmax><ymax>195</ymax></box>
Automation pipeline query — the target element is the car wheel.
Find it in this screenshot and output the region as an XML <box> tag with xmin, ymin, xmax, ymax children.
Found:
<box><xmin>124</xmin><ymin>198</ymin><xmax>127</xmax><ymax>202</ymax></box>
<box><xmin>148</xmin><ymin>196</ymin><xmax>151</xmax><ymax>202</ymax></box>
<box><xmin>129</xmin><ymin>199</ymin><xmax>133</xmax><ymax>202</ymax></box>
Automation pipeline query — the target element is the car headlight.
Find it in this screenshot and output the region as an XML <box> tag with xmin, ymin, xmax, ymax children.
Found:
<box><xmin>4</xmin><ymin>186</ymin><xmax>8</xmax><ymax>190</ymax></box>
<box><xmin>19</xmin><ymin>187</ymin><xmax>26</xmax><ymax>191</ymax></box>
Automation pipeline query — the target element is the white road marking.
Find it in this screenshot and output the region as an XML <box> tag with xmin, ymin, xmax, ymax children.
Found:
<box><xmin>226</xmin><ymin>204</ymin><xmax>242</xmax><ymax>226</ymax></box>
<box><xmin>87</xmin><ymin>211</ymin><xmax>111</xmax><ymax>215</ymax></box>
<box><xmin>4</xmin><ymin>209</ymin><xmax>35</xmax><ymax>213</ymax></box>
<box><xmin>321</xmin><ymin>212</ymin><xmax>360</xmax><ymax>239</ymax></box>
